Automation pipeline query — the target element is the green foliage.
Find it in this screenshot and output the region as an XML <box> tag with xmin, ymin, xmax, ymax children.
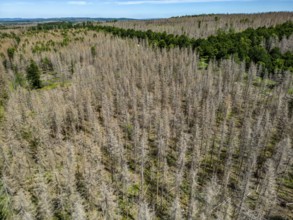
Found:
<box><xmin>0</xmin><ymin>180</ymin><xmax>12</xmax><ymax>219</ymax></box>
<box><xmin>240</xmin><ymin>18</ymin><xmax>250</xmax><ymax>24</ymax></box>
<box><xmin>158</xmin><ymin>39</ymin><xmax>167</xmax><ymax>49</ymax></box>
<box><xmin>14</xmin><ymin>20</ymin><xmax>293</xmax><ymax>83</ymax></box>
<box><xmin>70</xmin><ymin>61</ymin><xmax>75</xmax><ymax>75</ymax></box>
<box><xmin>91</xmin><ymin>46</ymin><xmax>97</xmax><ymax>57</ymax></box>
<box><xmin>0</xmin><ymin>105</ymin><xmax>4</xmax><ymax>122</ymax></box>
<box><xmin>199</xmin><ymin>58</ymin><xmax>208</xmax><ymax>69</ymax></box>
<box><xmin>123</xmin><ymin>123</ymin><xmax>134</xmax><ymax>140</ymax></box>
<box><xmin>12</xmin><ymin>72</ymin><xmax>25</xmax><ymax>89</ymax></box>
<box><xmin>87</xmin><ymin>21</ymin><xmax>293</xmax><ymax>75</ymax></box>
<box><xmin>26</xmin><ymin>60</ymin><xmax>42</xmax><ymax>89</ymax></box>
<box><xmin>250</xmin><ymin>46</ymin><xmax>271</xmax><ymax>68</ymax></box>
<box><xmin>61</xmin><ymin>37</ymin><xmax>70</xmax><ymax>47</ymax></box>
<box><xmin>40</xmin><ymin>81</ymin><xmax>71</xmax><ymax>91</ymax></box>
<box><xmin>0</xmin><ymin>73</ymin><xmax>8</xmax><ymax>122</ymax></box>
<box><xmin>253</xmin><ymin>76</ymin><xmax>277</xmax><ymax>88</ymax></box>
<box><xmin>198</xmin><ymin>20</ymin><xmax>202</xmax><ymax>29</ymax></box>
<box><xmin>7</xmin><ymin>47</ymin><xmax>15</xmax><ymax>60</ymax></box>
<box><xmin>40</xmin><ymin>57</ymin><xmax>54</xmax><ymax>72</ymax></box>
<box><xmin>32</xmin><ymin>22</ymin><xmax>74</xmax><ymax>31</ymax></box>
<box><xmin>32</xmin><ymin>45</ymin><xmax>49</xmax><ymax>53</ymax></box>
<box><xmin>127</xmin><ymin>184</ymin><xmax>140</xmax><ymax>197</ymax></box>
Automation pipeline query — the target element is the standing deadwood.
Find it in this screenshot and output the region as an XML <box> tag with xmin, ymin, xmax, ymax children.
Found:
<box><xmin>154</xmin><ymin>117</ymin><xmax>171</xmax><ymax>209</ymax></box>
<box><xmin>161</xmin><ymin>76</ymin><xmax>170</xmax><ymax>110</ymax></box>
<box><xmin>101</xmin><ymin>93</ymin><xmax>113</xmax><ymax>129</ymax></box>
<box><xmin>114</xmin><ymin>126</ymin><xmax>128</xmax><ymax>188</ymax></box>
<box><xmin>258</xmin><ymin>111</ymin><xmax>273</xmax><ymax>163</ymax></box>
<box><xmin>132</xmin><ymin>117</ymin><xmax>141</xmax><ymax>172</ymax></box>
<box><xmin>187</xmin><ymin>166</ymin><xmax>199</xmax><ymax>220</ymax></box>
<box><xmin>64</xmin><ymin>102</ymin><xmax>79</xmax><ymax>138</ymax></box>
<box><xmin>83</xmin><ymin>89</ymin><xmax>96</xmax><ymax>131</ymax></box>
<box><xmin>272</xmin><ymin>95</ymin><xmax>288</xmax><ymax>141</ymax></box>
<box><xmin>13</xmin><ymin>189</ymin><xmax>36</xmax><ymax>220</ymax></box>
<box><xmin>216</xmin><ymin>105</ymin><xmax>227</xmax><ymax>161</ymax></box>
<box><xmin>139</xmin><ymin>130</ymin><xmax>148</xmax><ymax>198</ymax></box>
<box><xmin>65</xmin><ymin>142</ymin><xmax>77</xmax><ymax>194</ymax></box>
<box><xmin>71</xmin><ymin>194</ymin><xmax>87</xmax><ymax>220</ymax></box>
<box><xmin>187</xmin><ymin>124</ymin><xmax>200</xmax><ymax>220</ymax></box>
<box><xmin>170</xmin><ymin>90</ymin><xmax>183</xmax><ymax>139</ymax></box>
<box><xmin>0</xmin><ymin>178</ymin><xmax>13</xmax><ymax>219</ymax></box>
<box><xmin>114</xmin><ymin>84</ymin><xmax>127</xmax><ymax>120</ymax></box>
<box><xmin>214</xmin><ymin>196</ymin><xmax>234</xmax><ymax>220</ymax></box>
<box><xmin>155</xmin><ymin>136</ymin><xmax>165</xmax><ymax>207</ymax></box>
<box><xmin>83</xmin><ymin>139</ymin><xmax>104</xmax><ymax>189</ymax></box>
<box><xmin>207</xmin><ymin>95</ymin><xmax>217</xmax><ymax>159</ymax></box>
<box><xmin>137</xmin><ymin>201</ymin><xmax>153</xmax><ymax>220</ymax></box>
<box><xmin>170</xmin><ymin>196</ymin><xmax>183</xmax><ymax>220</ymax></box>
<box><xmin>48</xmin><ymin>104</ymin><xmax>62</xmax><ymax>140</ymax></box>
<box><xmin>141</xmin><ymin>88</ymin><xmax>150</xmax><ymax>130</ymax></box>
<box><xmin>100</xmin><ymin>183</ymin><xmax>119</xmax><ymax>220</ymax></box>
<box><xmin>255</xmin><ymin>159</ymin><xmax>277</xmax><ymax>220</ymax></box>
<box><xmin>91</xmin><ymin>114</ymin><xmax>103</xmax><ymax>147</ymax></box>
<box><xmin>155</xmin><ymin>117</ymin><xmax>169</xmax><ymax>207</ymax></box>
<box><xmin>219</xmin><ymin>197</ymin><xmax>234</xmax><ymax>220</ymax></box>
<box><xmin>161</xmin><ymin>108</ymin><xmax>171</xmax><ymax>171</ymax></box>
<box><xmin>33</xmin><ymin>172</ymin><xmax>54</xmax><ymax>220</ymax></box>
<box><xmin>161</xmin><ymin>108</ymin><xmax>171</xmax><ymax>147</ymax></box>
<box><xmin>235</xmin><ymin>154</ymin><xmax>256</xmax><ymax>220</ymax></box>
<box><xmin>238</xmin><ymin>118</ymin><xmax>252</xmax><ymax>173</ymax></box>
<box><xmin>222</xmin><ymin>120</ymin><xmax>235</xmax><ymax>192</ymax></box>
<box><xmin>120</xmin><ymin>161</ymin><xmax>131</xmax><ymax>202</ymax></box>
<box><xmin>279</xmin><ymin>35</ymin><xmax>293</xmax><ymax>53</ymax></box>
<box><xmin>201</xmin><ymin>176</ymin><xmax>220</xmax><ymax>220</ymax></box>
<box><xmin>200</xmin><ymin>98</ymin><xmax>215</xmax><ymax>157</ymax></box>
<box><xmin>188</xmin><ymin>198</ymin><xmax>199</xmax><ymax>220</ymax></box>
<box><xmin>174</xmin><ymin>133</ymin><xmax>188</xmax><ymax>196</ymax></box>
<box><xmin>242</xmin><ymin>63</ymin><xmax>256</xmax><ymax>104</ymax></box>
<box><xmin>185</xmin><ymin>88</ymin><xmax>195</xmax><ymax>127</ymax></box>
<box><xmin>107</xmin><ymin>128</ymin><xmax>121</xmax><ymax>182</ymax></box>
<box><xmin>274</xmin><ymin>137</ymin><xmax>292</xmax><ymax>174</ymax></box>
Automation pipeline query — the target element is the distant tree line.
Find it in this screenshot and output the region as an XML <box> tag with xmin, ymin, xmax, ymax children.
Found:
<box><xmin>30</xmin><ymin>21</ymin><xmax>93</xmax><ymax>31</ymax></box>
<box><xmin>31</xmin><ymin>22</ymin><xmax>74</xmax><ymax>30</ymax></box>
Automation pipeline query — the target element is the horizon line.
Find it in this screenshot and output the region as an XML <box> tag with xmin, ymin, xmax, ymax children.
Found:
<box><xmin>0</xmin><ymin>11</ymin><xmax>292</xmax><ymax>20</ymax></box>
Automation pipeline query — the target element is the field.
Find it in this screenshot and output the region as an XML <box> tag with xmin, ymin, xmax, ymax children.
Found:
<box><xmin>0</xmin><ymin>12</ymin><xmax>293</xmax><ymax>220</ymax></box>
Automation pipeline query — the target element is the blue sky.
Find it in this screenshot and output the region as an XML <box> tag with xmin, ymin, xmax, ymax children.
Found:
<box><xmin>0</xmin><ymin>0</ymin><xmax>292</xmax><ymax>18</ymax></box>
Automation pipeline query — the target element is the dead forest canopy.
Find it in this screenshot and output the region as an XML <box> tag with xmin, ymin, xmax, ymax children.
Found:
<box><xmin>0</xmin><ymin>13</ymin><xmax>292</xmax><ymax>220</ymax></box>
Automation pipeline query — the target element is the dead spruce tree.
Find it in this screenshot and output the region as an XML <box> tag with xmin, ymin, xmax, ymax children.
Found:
<box><xmin>255</xmin><ymin>159</ymin><xmax>277</xmax><ymax>219</ymax></box>
<box><xmin>137</xmin><ymin>201</ymin><xmax>153</xmax><ymax>220</ymax></box>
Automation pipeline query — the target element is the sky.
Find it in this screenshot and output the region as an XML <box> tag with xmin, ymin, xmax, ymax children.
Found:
<box><xmin>0</xmin><ymin>0</ymin><xmax>292</xmax><ymax>19</ymax></box>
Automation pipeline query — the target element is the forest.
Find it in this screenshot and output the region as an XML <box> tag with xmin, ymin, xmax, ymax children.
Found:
<box><xmin>0</xmin><ymin>12</ymin><xmax>292</xmax><ymax>220</ymax></box>
<box><xmin>29</xmin><ymin>19</ymin><xmax>293</xmax><ymax>74</ymax></box>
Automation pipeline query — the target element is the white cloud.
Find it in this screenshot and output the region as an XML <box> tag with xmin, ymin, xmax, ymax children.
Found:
<box><xmin>67</xmin><ymin>1</ymin><xmax>89</xmax><ymax>5</ymax></box>
<box><xmin>116</xmin><ymin>0</ymin><xmax>248</xmax><ymax>5</ymax></box>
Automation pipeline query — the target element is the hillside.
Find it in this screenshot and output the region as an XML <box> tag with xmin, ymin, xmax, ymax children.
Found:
<box><xmin>0</xmin><ymin>14</ymin><xmax>292</xmax><ymax>220</ymax></box>
<box><xmin>105</xmin><ymin>12</ymin><xmax>293</xmax><ymax>38</ymax></box>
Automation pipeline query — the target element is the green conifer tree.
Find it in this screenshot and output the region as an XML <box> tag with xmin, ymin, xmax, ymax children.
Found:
<box><xmin>26</xmin><ymin>60</ymin><xmax>41</xmax><ymax>89</ymax></box>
